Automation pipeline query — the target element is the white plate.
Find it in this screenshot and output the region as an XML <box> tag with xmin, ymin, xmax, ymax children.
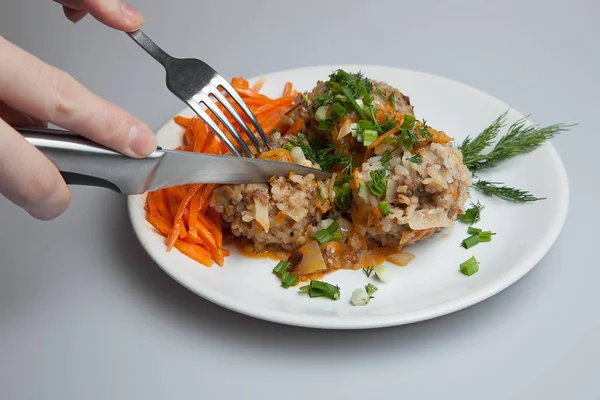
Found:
<box><xmin>127</xmin><ymin>65</ymin><xmax>569</xmax><ymax>329</ymax></box>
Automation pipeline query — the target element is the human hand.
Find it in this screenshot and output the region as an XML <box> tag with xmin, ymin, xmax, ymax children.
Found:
<box><xmin>0</xmin><ymin>1</ymin><xmax>156</xmax><ymax>220</ymax></box>
<box><xmin>53</xmin><ymin>0</ymin><xmax>145</xmax><ymax>31</ymax></box>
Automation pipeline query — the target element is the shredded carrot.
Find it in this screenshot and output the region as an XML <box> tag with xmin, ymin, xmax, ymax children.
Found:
<box><xmin>145</xmin><ymin>75</ymin><xmax>298</xmax><ymax>267</ymax></box>
<box><xmin>283</xmin><ymin>82</ymin><xmax>293</xmax><ymax>97</ymax></box>
<box><xmin>368</xmin><ymin>127</ymin><xmax>399</xmax><ymax>150</ymax></box>
<box><xmin>173</xmin><ymin>241</ymin><xmax>213</xmax><ymax>267</ymax></box>
<box><xmin>285</xmin><ymin>117</ymin><xmax>304</xmax><ymax>136</ymax></box>
<box><xmin>174</xmin><ymin>116</ymin><xmax>194</xmax><ymax>126</ymax></box>
<box><xmin>258</xmin><ymin>148</ymin><xmax>294</xmax><ymax>163</ymax></box>
<box><xmin>252</xmin><ymin>77</ymin><xmax>266</xmax><ymax>92</ymax></box>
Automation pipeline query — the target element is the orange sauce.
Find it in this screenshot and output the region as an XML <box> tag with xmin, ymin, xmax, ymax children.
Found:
<box><xmin>229</xmin><ymin>236</ymin><xmax>416</xmax><ymax>279</ymax></box>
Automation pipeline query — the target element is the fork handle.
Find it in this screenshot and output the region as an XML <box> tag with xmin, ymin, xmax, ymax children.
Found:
<box><xmin>127</xmin><ymin>30</ymin><xmax>173</xmax><ymax>66</ymax></box>
<box><xmin>16</xmin><ymin>127</ymin><xmax>164</xmax><ymax>195</ymax></box>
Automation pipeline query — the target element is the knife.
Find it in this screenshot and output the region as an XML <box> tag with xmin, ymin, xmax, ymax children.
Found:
<box><xmin>17</xmin><ymin>127</ymin><xmax>332</xmax><ymax>195</ymax></box>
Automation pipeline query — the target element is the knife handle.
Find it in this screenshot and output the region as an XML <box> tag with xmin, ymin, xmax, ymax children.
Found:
<box><xmin>16</xmin><ymin>127</ymin><xmax>165</xmax><ymax>194</ymax></box>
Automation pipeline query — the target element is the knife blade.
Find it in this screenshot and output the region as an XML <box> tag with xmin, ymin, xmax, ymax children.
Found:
<box><xmin>18</xmin><ymin>127</ymin><xmax>332</xmax><ymax>195</ymax></box>
<box><xmin>147</xmin><ymin>149</ymin><xmax>331</xmax><ymax>191</ymax></box>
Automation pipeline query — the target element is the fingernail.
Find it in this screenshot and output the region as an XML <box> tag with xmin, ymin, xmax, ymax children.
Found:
<box><xmin>128</xmin><ymin>125</ymin><xmax>157</xmax><ymax>156</ymax></box>
<box><xmin>121</xmin><ymin>2</ymin><xmax>145</xmax><ymax>25</ymax></box>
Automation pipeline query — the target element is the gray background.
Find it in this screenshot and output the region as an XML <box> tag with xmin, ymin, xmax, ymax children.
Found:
<box><xmin>0</xmin><ymin>0</ymin><xmax>597</xmax><ymax>399</ymax></box>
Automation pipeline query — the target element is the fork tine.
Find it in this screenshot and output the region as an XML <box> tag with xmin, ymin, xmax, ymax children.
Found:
<box><xmin>209</xmin><ymin>87</ymin><xmax>266</xmax><ymax>153</ymax></box>
<box><xmin>185</xmin><ymin>100</ymin><xmax>242</xmax><ymax>157</ymax></box>
<box><xmin>214</xmin><ymin>77</ymin><xmax>273</xmax><ymax>151</ymax></box>
<box><xmin>198</xmin><ymin>94</ymin><xmax>254</xmax><ymax>158</ymax></box>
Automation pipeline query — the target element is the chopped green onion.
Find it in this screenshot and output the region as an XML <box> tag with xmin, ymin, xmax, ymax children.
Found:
<box><xmin>341</xmin><ymin>86</ymin><xmax>367</xmax><ymax>120</ymax></box>
<box><xmin>331</xmin><ymin>102</ymin><xmax>347</xmax><ymax>117</ymax></box>
<box><xmin>351</xmin><ymin>283</ymin><xmax>379</xmax><ymax>306</ymax></box>
<box><xmin>300</xmin><ymin>280</ymin><xmax>341</xmax><ymax>300</ymax></box>
<box><xmin>273</xmin><ymin>261</ymin><xmax>298</xmax><ymax>289</ymax></box>
<box><xmin>351</xmin><ymin>288</ymin><xmax>370</xmax><ymax>306</ymax></box>
<box><xmin>478</xmin><ymin>230</ymin><xmax>496</xmax><ymax>242</ymax></box>
<box><xmin>379</xmin><ymin>201</ymin><xmax>392</xmax><ymax>216</ymax></box>
<box><xmin>362</xmin><ymin>129</ymin><xmax>378</xmax><ymax>146</ymax></box>
<box><xmin>335</xmin><ymin>94</ymin><xmax>347</xmax><ymax>102</ymax></box>
<box><xmin>358</xmin><ymin>183</ymin><xmax>369</xmax><ymax>199</ymax></box>
<box><xmin>461</xmin><ymin>235</ymin><xmax>480</xmax><ymax>249</ymax></box>
<box><xmin>318</xmin><ymin>119</ymin><xmax>335</xmax><ymax>131</ymax></box>
<box><xmin>315</xmin><ymin>106</ymin><xmax>329</xmax><ymax>122</ymax></box>
<box><xmin>374</xmin><ymin>265</ymin><xmax>391</xmax><ymax>283</ymax></box>
<box><xmin>467</xmin><ymin>226</ymin><xmax>482</xmax><ymax>235</ymax></box>
<box><xmin>459</xmin><ymin>201</ymin><xmax>484</xmax><ymax>225</ymax></box>
<box><xmin>280</xmin><ymin>272</ymin><xmax>299</xmax><ymax>288</ymax></box>
<box><xmin>282</xmin><ymin>142</ymin><xmax>293</xmax><ymax>151</ymax></box>
<box><xmin>462</xmin><ymin>228</ymin><xmax>496</xmax><ymax>248</ymax></box>
<box><xmin>460</xmin><ymin>256</ymin><xmax>480</xmax><ymax>276</ymax></box>
<box><xmin>357</xmin><ymin>120</ymin><xmax>375</xmax><ymax>131</ymax></box>
<box><xmin>273</xmin><ymin>261</ymin><xmax>291</xmax><ymax>276</ymax></box>
<box><xmin>308</xmin><ymin>220</ymin><xmax>340</xmax><ymax>245</ymax></box>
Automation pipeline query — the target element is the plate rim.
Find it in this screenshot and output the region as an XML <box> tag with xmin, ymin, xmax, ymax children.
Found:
<box><xmin>127</xmin><ymin>64</ymin><xmax>570</xmax><ymax>329</ymax></box>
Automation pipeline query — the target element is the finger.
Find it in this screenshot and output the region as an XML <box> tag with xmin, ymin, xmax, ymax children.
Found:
<box><xmin>0</xmin><ymin>36</ymin><xmax>157</xmax><ymax>158</ymax></box>
<box><xmin>55</xmin><ymin>0</ymin><xmax>144</xmax><ymax>32</ymax></box>
<box><xmin>0</xmin><ymin>118</ymin><xmax>71</xmax><ymax>220</ymax></box>
<box><xmin>63</xmin><ymin>6</ymin><xmax>88</xmax><ymax>23</ymax></box>
<box><xmin>0</xmin><ymin>101</ymin><xmax>47</xmax><ymax>127</ymax></box>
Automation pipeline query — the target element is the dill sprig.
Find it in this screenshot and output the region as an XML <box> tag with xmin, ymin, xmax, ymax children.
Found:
<box><xmin>460</xmin><ymin>112</ymin><xmax>507</xmax><ymax>167</ymax></box>
<box><xmin>473</xmin><ymin>180</ymin><xmax>545</xmax><ymax>203</ymax></box>
<box><xmin>461</xmin><ymin>112</ymin><xmax>574</xmax><ymax>172</ymax></box>
<box><xmin>286</xmin><ymin>134</ymin><xmax>352</xmax><ymax>173</ymax></box>
<box><xmin>362</xmin><ymin>266</ymin><xmax>375</xmax><ymax>278</ymax></box>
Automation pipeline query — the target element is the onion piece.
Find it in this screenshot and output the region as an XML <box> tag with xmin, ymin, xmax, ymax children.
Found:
<box><xmin>385</xmin><ymin>178</ymin><xmax>398</xmax><ymax>203</ymax></box>
<box><xmin>290</xmin><ymin>146</ymin><xmax>306</xmax><ymax>165</ymax></box>
<box><xmin>385</xmin><ymin>252</ymin><xmax>415</xmax><ymax>266</ymax></box>
<box><xmin>338</xmin><ymin>119</ymin><xmax>353</xmax><ymax>139</ymax></box>
<box><xmin>253</xmin><ymin>187</ymin><xmax>270</xmax><ymax>233</ymax></box>
<box><xmin>408</xmin><ymin>208</ymin><xmax>453</xmax><ymax>230</ymax></box>
<box><xmin>293</xmin><ymin>240</ymin><xmax>327</xmax><ymax>275</ymax></box>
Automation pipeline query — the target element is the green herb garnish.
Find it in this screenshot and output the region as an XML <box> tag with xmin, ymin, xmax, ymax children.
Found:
<box><xmin>407</xmin><ymin>152</ymin><xmax>423</xmax><ymax>164</ymax></box>
<box><xmin>299</xmin><ymin>280</ymin><xmax>341</xmax><ymax>300</ymax></box>
<box><xmin>461</xmin><ymin>112</ymin><xmax>574</xmax><ymax>172</ymax></box>
<box><xmin>460</xmin><ymin>256</ymin><xmax>480</xmax><ymax>276</ymax></box>
<box><xmin>333</xmin><ymin>181</ymin><xmax>352</xmax><ymax>212</ymax></box>
<box><xmin>473</xmin><ymin>180</ymin><xmax>544</xmax><ymax>203</ymax></box>
<box><xmin>365</xmin><ymin>283</ymin><xmax>378</xmax><ymax>299</ymax></box>
<box><xmin>387</xmin><ymin>91</ymin><xmax>396</xmax><ymax>109</ymax></box>
<box><xmin>286</xmin><ymin>134</ymin><xmax>351</xmax><ymax>173</ymax></box>
<box><xmin>362</xmin><ymin>266</ymin><xmax>375</xmax><ymax>278</ymax></box>
<box><xmin>380</xmin><ymin>150</ymin><xmax>392</xmax><ymax>169</ymax></box>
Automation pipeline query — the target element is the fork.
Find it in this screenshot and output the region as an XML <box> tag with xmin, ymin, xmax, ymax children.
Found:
<box><xmin>127</xmin><ymin>29</ymin><xmax>271</xmax><ymax>158</ymax></box>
